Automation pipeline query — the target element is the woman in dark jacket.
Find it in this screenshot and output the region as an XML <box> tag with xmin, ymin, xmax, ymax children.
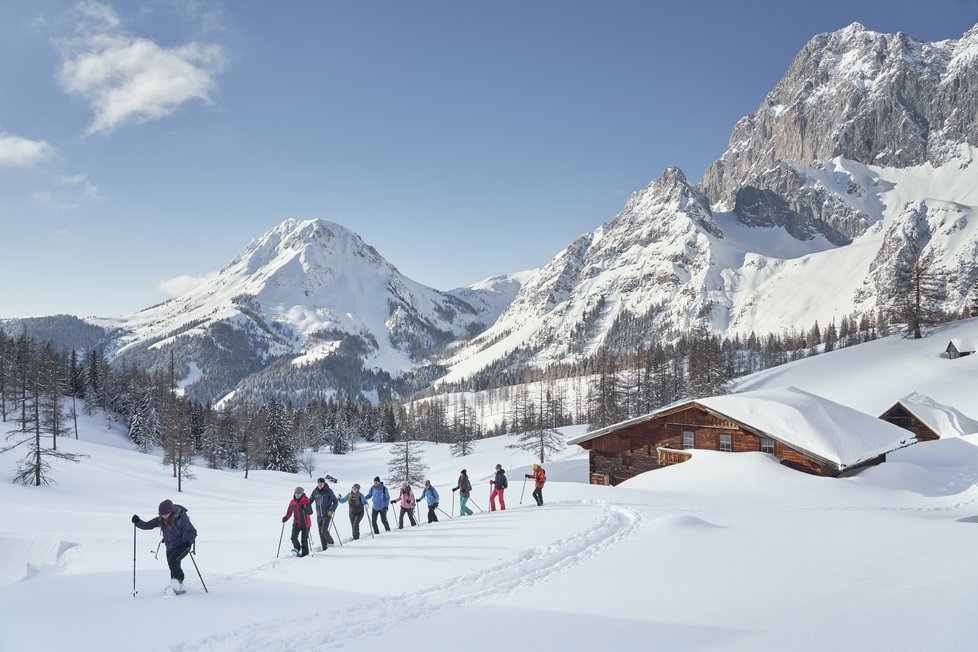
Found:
<box><xmin>338</xmin><ymin>483</ymin><xmax>367</xmax><ymax>540</ymax></box>
<box><xmin>452</xmin><ymin>469</ymin><xmax>474</xmax><ymax>516</ymax></box>
<box><xmin>132</xmin><ymin>499</ymin><xmax>197</xmax><ymax>593</ymax></box>
<box><xmin>490</xmin><ymin>464</ymin><xmax>508</xmax><ymax>511</ymax></box>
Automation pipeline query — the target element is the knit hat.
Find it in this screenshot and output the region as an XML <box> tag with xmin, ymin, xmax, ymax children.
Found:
<box><xmin>158</xmin><ymin>499</ymin><xmax>174</xmax><ymax>517</ymax></box>
<box><xmin>374</xmin><ymin>476</ymin><xmax>381</xmax><ymax>483</ymax></box>
<box><xmin>424</xmin><ymin>479</ymin><xmax>431</xmax><ymax>486</ymax></box>
<box><xmin>294</xmin><ymin>486</ymin><xmax>304</xmax><ymax>495</ymax></box>
<box><xmin>352</xmin><ymin>483</ymin><xmax>361</xmax><ymax>490</ymax></box>
<box><xmin>317</xmin><ymin>477</ymin><xmax>326</xmax><ymax>484</ymax></box>
<box><xmin>461</xmin><ymin>469</ymin><xmax>467</xmax><ymax>474</ymax></box>
<box><xmin>495</xmin><ymin>464</ymin><xmax>502</xmax><ymax>470</ymax></box>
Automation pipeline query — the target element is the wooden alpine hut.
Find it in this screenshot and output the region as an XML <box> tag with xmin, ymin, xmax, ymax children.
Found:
<box><xmin>879</xmin><ymin>391</ymin><xmax>978</xmax><ymax>441</ymax></box>
<box><xmin>568</xmin><ymin>386</ymin><xmax>916</xmax><ymax>486</ymax></box>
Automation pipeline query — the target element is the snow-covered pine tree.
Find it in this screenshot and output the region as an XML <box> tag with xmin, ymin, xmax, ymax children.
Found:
<box><xmin>380</xmin><ymin>402</ymin><xmax>400</xmax><ymax>443</ymax></box>
<box><xmin>263</xmin><ymin>397</ymin><xmax>297</xmax><ymax>472</ymax></box>
<box><xmin>215</xmin><ymin>405</ymin><xmax>240</xmax><ymax>469</ymax></box>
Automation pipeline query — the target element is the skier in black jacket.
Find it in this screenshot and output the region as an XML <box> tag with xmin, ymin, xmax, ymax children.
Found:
<box><xmin>309</xmin><ymin>477</ymin><xmax>339</xmax><ymax>550</ymax></box>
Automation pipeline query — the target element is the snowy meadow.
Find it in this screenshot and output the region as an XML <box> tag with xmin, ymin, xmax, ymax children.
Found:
<box><xmin>3</xmin><ymin>323</ymin><xmax>978</xmax><ymax>651</ymax></box>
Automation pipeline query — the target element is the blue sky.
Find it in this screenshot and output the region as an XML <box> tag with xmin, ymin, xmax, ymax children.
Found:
<box><xmin>2</xmin><ymin>0</ymin><xmax>977</xmax><ymax>318</ymax></box>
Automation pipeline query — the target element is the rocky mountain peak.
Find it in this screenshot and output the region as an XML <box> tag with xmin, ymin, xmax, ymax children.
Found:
<box><xmin>620</xmin><ymin>166</ymin><xmax>719</xmax><ymax>239</ymax></box>
<box><xmin>700</xmin><ymin>22</ymin><xmax>978</xmax><ymax>211</ymax></box>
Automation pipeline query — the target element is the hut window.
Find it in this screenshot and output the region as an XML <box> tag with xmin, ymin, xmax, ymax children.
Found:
<box><xmin>761</xmin><ymin>437</ymin><xmax>775</xmax><ymax>454</ymax></box>
<box><xmin>719</xmin><ymin>434</ymin><xmax>732</xmax><ymax>452</ymax></box>
<box><xmin>683</xmin><ymin>430</ymin><xmax>695</xmax><ymax>449</ymax></box>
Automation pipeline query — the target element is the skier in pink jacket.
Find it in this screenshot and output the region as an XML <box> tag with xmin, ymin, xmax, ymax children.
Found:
<box><xmin>391</xmin><ymin>482</ymin><xmax>418</xmax><ymax>529</ymax></box>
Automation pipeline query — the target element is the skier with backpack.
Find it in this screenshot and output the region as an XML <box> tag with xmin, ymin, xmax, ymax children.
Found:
<box><xmin>282</xmin><ymin>487</ymin><xmax>313</xmax><ymax>557</ymax></box>
<box><xmin>452</xmin><ymin>469</ymin><xmax>474</xmax><ymax>516</ymax></box>
<box><xmin>490</xmin><ymin>463</ymin><xmax>508</xmax><ymax>511</ymax></box>
<box><xmin>309</xmin><ymin>477</ymin><xmax>339</xmax><ymax>551</ymax></box>
<box><xmin>338</xmin><ymin>483</ymin><xmax>367</xmax><ymax>540</ymax></box>
<box><xmin>364</xmin><ymin>476</ymin><xmax>392</xmax><ymax>534</ymax></box>
<box><xmin>391</xmin><ymin>481</ymin><xmax>418</xmax><ymax>529</ymax></box>
<box><xmin>132</xmin><ymin>499</ymin><xmax>197</xmax><ymax>594</ymax></box>
<box><xmin>525</xmin><ymin>464</ymin><xmax>546</xmax><ymax>506</ymax></box>
<box><xmin>419</xmin><ymin>479</ymin><xmax>440</xmax><ymax>523</ymax></box>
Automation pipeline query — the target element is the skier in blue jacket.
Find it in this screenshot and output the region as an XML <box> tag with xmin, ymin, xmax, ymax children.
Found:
<box><xmin>364</xmin><ymin>476</ymin><xmax>391</xmax><ymax>534</ymax></box>
<box><xmin>419</xmin><ymin>479</ymin><xmax>440</xmax><ymax>523</ymax></box>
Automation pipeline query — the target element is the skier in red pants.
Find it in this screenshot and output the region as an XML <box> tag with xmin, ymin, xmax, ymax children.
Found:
<box><xmin>490</xmin><ymin>463</ymin><xmax>508</xmax><ymax>511</ymax></box>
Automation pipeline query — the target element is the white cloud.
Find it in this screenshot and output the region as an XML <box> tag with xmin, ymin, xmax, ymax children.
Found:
<box><xmin>58</xmin><ymin>2</ymin><xmax>227</xmax><ymax>135</ymax></box>
<box><xmin>61</xmin><ymin>174</ymin><xmax>102</xmax><ymax>201</ymax></box>
<box><xmin>160</xmin><ymin>272</ymin><xmax>217</xmax><ymax>297</ymax></box>
<box><xmin>0</xmin><ymin>132</ymin><xmax>56</xmax><ymax>168</ymax></box>
<box><xmin>74</xmin><ymin>0</ymin><xmax>121</xmax><ymax>31</ymax></box>
<box><xmin>31</xmin><ymin>190</ymin><xmax>79</xmax><ymax>210</ymax></box>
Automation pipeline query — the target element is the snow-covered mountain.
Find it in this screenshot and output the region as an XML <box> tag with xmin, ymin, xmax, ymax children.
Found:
<box><xmin>440</xmin><ymin>23</ymin><xmax>978</xmax><ymax>383</ymax></box>
<box><xmin>100</xmin><ymin>219</ymin><xmax>512</xmax><ymax>404</ymax></box>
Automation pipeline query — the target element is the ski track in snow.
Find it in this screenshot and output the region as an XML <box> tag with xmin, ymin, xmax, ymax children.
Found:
<box><xmin>171</xmin><ymin>501</ymin><xmax>643</xmax><ymax>651</ymax></box>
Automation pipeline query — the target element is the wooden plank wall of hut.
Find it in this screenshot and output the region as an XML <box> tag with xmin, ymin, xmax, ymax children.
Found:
<box><xmin>879</xmin><ymin>405</ymin><xmax>940</xmax><ymax>441</ymax></box>
<box><xmin>584</xmin><ymin>404</ymin><xmax>846</xmax><ymax>483</ymax></box>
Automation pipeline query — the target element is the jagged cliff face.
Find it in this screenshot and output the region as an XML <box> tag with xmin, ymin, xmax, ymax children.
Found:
<box><xmin>702</xmin><ymin>23</ymin><xmax>978</xmax><ymax>242</ymax></box>
<box><xmin>441</xmin><ymin>23</ymin><xmax>978</xmax><ymax>384</ymax></box>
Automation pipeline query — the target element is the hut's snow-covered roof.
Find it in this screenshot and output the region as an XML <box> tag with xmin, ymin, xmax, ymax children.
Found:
<box><xmin>568</xmin><ymin>386</ymin><xmax>916</xmax><ymax>469</ymax></box>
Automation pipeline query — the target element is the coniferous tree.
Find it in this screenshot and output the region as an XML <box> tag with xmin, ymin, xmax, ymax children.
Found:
<box><xmin>387</xmin><ymin>429</ymin><xmax>428</xmax><ymax>487</ymax></box>
<box><xmin>380</xmin><ymin>403</ymin><xmax>400</xmax><ymax>443</ymax></box>
<box><xmin>0</xmin><ymin>331</ymin><xmax>11</xmax><ymax>422</ymax></box>
<box><xmin>263</xmin><ymin>397</ymin><xmax>297</xmax><ymax>472</ymax></box>
<box><xmin>160</xmin><ymin>387</ymin><xmax>194</xmax><ymax>491</ymax></box>
<box><xmin>889</xmin><ymin>245</ymin><xmax>946</xmax><ymax>339</ymax></box>
<box><xmin>2</xmin><ymin>331</ymin><xmax>82</xmax><ymax>485</ymax></box>
<box><xmin>39</xmin><ymin>343</ymin><xmax>70</xmax><ymax>451</ymax></box>
<box><xmin>507</xmin><ymin>423</ymin><xmax>563</xmax><ymax>464</ymax></box>
<box><xmin>449</xmin><ymin>398</ymin><xmax>477</xmax><ymax>458</ymax></box>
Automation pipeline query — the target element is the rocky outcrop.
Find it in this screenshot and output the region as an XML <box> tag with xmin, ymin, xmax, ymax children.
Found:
<box><xmin>702</xmin><ymin>22</ymin><xmax>978</xmax><ymax>233</ymax></box>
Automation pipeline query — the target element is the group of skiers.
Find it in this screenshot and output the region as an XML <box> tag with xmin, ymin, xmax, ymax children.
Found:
<box><xmin>131</xmin><ymin>463</ymin><xmax>548</xmax><ymax>589</ymax></box>
<box><xmin>282</xmin><ymin>463</ymin><xmax>548</xmax><ymax>557</ymax></box>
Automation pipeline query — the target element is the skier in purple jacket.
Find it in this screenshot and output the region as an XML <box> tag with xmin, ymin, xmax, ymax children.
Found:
<box><xmin>132</xmin><ymin>499</ymin><xmax>197</xmax><ymax>593</ymax></box>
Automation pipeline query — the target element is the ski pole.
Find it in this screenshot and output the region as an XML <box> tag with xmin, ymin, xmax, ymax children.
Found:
<box><xmin>451</xmin><ymin>491</ymin><xmax>455</xmax><ymax>517</ymax></box>
<box><xmin>331</xmin><ymin>516</ymin><xmax>344</xmax><ymax>547</ymax></box>
<box><xmin>468</xmin><ymin>498</ymin><xmax>484</xmax><ymax>513</ymax></box>
<box><xmin>368</xmin><ymin>509</ymin><xmax>376</xmax><ymax>539</ymax></box>
<box><xmin>132</xmin><ymin>524</ymin><xmax>138</xmax><ymax>597</ymax></box>
<box><xmin>189</xmin><ymin>549</ymin><xmax>209</xmax><ymax>593</ymax></box>
<box><xmin>520</xmin><ymin>475</ymin><xmax>528</xmax><ymax>504</ymax></box>
<box><xmin>277</xmin><ymin>521</ymin><xmax>285</xmax><ymax>558</ymax></box>
<box><xmin>489</xmin><ymin>480</ymin><xmax>494</xmax><ymax>510</ymax></box>
<box><xmin>436</xmin><ymin>506</ymin><xmax>454</xmax><ymax>520</ymax></box>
